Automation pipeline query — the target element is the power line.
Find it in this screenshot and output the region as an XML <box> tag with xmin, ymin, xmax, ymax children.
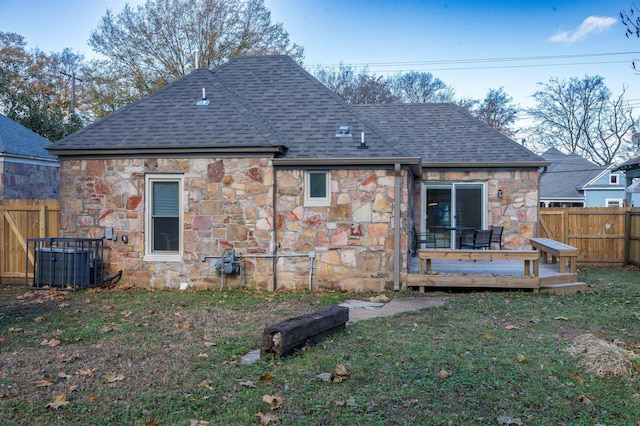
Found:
<box><xmin>308</xmin><ymin>51</ymin><xmax>638</xmax><ymax>68</ymax></box>
<box><xmin>306</xmin><ymin>51</ymin><xmax>638</xmax><ymax>73</ymax></box>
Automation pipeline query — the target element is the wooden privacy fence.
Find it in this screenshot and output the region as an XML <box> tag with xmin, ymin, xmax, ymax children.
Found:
<box><xmin>0</xmin><ymin>199</ymin><xmax>60</xmax><ymax>284</ymax></box>
<box><xmin>539</xmin><ymin>207</ymin><xmax>640</xmax><ymax>267</ymax></box>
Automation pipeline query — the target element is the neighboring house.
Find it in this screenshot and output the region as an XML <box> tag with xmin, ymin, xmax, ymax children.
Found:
<box><xmin>613</xmin><ymin>153</ymin><xmax>640</xmax><ymax>207</ymax></box>
<box><xmin>48</xmin><ymin>55</ymin><xmax>547</xmax><ymax>292</ymax></box>
<box><xmin>539</xmin><ymin>148</ymin><xmax>638</xmax><ymax>207</ymax></box>
<box><xmin>0</xmin><ymin>114</ymin><xmax>58</xmax><ymax>200</ymax></box>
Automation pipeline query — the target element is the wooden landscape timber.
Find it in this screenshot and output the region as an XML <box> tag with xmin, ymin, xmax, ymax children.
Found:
<box><xmin>261</xmin><ymin>305</ymin><xmax>349</xmax><ymax>358</ymax></box>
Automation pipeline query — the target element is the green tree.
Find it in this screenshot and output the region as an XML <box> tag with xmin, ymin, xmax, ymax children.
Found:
<box><xmin>0</xmin><ymin>32</ymin><xmax>86</xmax><ymax>141</ymax></box>
<box><xmin>89</xmin><ymin>0</ymin><xmax>304</xmax><ymax>96</ymax></box>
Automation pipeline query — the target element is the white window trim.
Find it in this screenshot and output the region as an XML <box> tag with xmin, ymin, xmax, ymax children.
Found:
<box><xmin>609</xmin><ymin>174</ymin><xmax>619</xmax><ymax>185</ymax></box>
<box><xmin>605</xmin><ymin>198</ymin><xmax>623</xmax><ymax>207</ymax></box>
<box><xmin>304</xmin><ymin>170</ymin><xmax>331</xmax><ymax>207</ymax></box>
<box><xmin>144</xmin><ymin>174</ymin><xmax>184</xmax><ymax>262</ymax></box>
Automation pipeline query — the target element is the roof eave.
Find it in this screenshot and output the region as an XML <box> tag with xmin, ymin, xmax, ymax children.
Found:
<box><xmin>49</xmin><ymin>146</ymin><xmax>287</xmax><ymax>159</ymax></box>
<box><xmin>421</xmin><ymin>161</ymin><xmax>550</xmax><ymax>168</ymax></box>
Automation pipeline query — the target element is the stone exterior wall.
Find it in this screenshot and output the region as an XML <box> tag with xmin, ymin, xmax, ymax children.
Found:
<box><xmin>0</xmin><ymin>160</ymin><xmax>59</xmax><ymax>199</ymax></box>
<box><xmin>58</xmin><ymin>158</ymin><xmax>410</xmax><ymax>291</ymax></box>
<box><xmin>275</xmin><ymin>168</ymin><xmax>410</xmax><ymax>292</ymax></box>
<box><xmin>59</xmin><ymin>157</ymin><xmax>275</xmax><ymax>290</ymax></box>
<box><xmin>420</xmin><ymin>169</ymin><xmax>540</xmax><ymax>249</ymax></box>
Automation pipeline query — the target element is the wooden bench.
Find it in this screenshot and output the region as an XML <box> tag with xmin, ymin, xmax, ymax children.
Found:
<box><xmin>418</xmin><ymin>249</ymin><xmax>539</xmax><ymax>277</ymax></box>
<box><xmin>529</xmin><ymin>238</ymin><xmax>578</xmax><ymax>274</ymax></box>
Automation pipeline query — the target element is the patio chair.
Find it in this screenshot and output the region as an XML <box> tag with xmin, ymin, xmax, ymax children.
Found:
<box><xmin>460</xmin><ymin>229</ymin><xmax>492</xmax><ymax>250</ymax></box>
<box><xmin>490</xmin><ymin>225</ymin><xmax>503</xmax><ymax>250</ymax></box>
<box><xmin>411</xmin><ymin>228</ymin><xmax>438</xmax><ymax>256</ymax></box>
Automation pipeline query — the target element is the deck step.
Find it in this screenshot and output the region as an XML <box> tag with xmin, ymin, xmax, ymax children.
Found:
<box><xmin>539</xmin><ymin>282</ymin><xmax>588</xmax><ymax>295</ymax></box>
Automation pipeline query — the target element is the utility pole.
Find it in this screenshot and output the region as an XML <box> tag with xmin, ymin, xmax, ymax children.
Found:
<box><xmin>60</xmin><ymin>71</ymin><xmax>83</xmax><ymax>113</ymax></box>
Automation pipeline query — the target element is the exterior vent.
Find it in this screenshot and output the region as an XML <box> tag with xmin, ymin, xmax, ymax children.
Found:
<box><xmin>196</xmin><ymin>88</ymin><xmax>210</xmax><ymax>106</ymax></box>
<box><xmin>335</xmin><ymin>125</ymin><xmax>352</xmax><ymax>137</ymax></box>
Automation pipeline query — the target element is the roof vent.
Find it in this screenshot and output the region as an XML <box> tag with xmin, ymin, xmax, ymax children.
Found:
<box><xmin>335</xmin><ymin>125</ymin><xmax>351</xmax><ymax>137</ymax></box>
<box><xmin>196</xmin><ymin>88</ymin><xmax>210</xmax><ymax>106</ymax></box>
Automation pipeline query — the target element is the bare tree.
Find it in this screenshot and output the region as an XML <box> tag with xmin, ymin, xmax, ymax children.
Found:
<box><xmin>474</xmin><ymin>87</ymin><xmax>519</xmax><ymax>137</ymax></box>
<box><xmin>315</xmin><ymin>64</ymin><xmax>398</xmax><ymax>104</ymax></box>
<box><xmin>389</xmin><ymin>71</ymin><xmax>454</xmax><ymax>103</ymax></box>
<box><xmin>528</xmin><ymin>75</ymin><xmax>637</xmax><ymax>165</ymax></box>
<box><xmin>89</xmin><ymin>0</ymin><xmax>304</xmax><ymax>95</ymax></box>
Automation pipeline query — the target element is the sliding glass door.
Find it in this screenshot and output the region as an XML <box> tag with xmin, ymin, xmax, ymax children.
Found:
<box><xmin>422</xmin><ymin>183</ymin><xmax>486</xmax><ymax>248</ymax></box>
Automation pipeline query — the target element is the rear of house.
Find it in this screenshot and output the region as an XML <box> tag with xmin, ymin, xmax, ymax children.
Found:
<box><xmin>49</xmin><ymin>56</ymin><xmax>546</xmax><ymax>291</ymax></box>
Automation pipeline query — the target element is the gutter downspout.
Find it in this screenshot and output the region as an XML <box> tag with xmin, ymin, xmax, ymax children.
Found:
<box><xmin>272</xmin><ymin>163</ymin><xmax>278</xmax><ymax>291</ymax></box>
<box><xmin>394</xmin><ymin>163</ymin><xmax>401</xmax><ymax>291</ymax></box>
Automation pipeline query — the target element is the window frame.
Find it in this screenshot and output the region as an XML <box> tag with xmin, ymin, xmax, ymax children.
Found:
<box><xmin>144</xmin><ymin>174</ymin><xmax>184</xmax><ymax>262</ymax></box>
<box><xmin>304</xmin><ymin>170</ymin><xmax>331</xmax><ymax>207</ymax></box>
<box><xmin>609</xmin><ymin>174</ymin><xmax>619</xmax><ymax>185</ymax></box>
<box><xmin>605</xmin><ymin>198</ymin><xmax>623</xmax><ymax>207</ymax></box>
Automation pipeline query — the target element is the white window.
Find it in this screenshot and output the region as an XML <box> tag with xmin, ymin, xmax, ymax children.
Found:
<box><xmin>605</xmin><ymin>198</ymin><xmax>623</xmax><ymax>207</ymax></box>
<box><xmin>144</xmin><ymin>174</ymin><xmax>183</xmax><ymax>262</ymax></box>
<box><xmin>609</xmin><ymin>174</ymin><xmax>619</xmax><ymax>185</ymax></box>
<box><xmin>304</xmin><ymin>170</ymin><xmax>330</xmax><ymax>206</ymax></box>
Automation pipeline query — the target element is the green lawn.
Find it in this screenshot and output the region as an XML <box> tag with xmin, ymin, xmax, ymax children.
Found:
<box><xmin>1</xmin><ymin>267</ymin><xmax>639</xmax><ymax>425</ymax></box>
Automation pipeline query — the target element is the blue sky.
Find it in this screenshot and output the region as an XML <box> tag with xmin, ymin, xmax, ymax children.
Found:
<box><xmin>1</xmin><ymin>0</ymin><xmax>638</xmax><ymax>113</ymax></box>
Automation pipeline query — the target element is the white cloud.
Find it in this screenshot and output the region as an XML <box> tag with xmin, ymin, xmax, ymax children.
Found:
<box><xmin>549</xmin><ymin>16</ymin><xmax>617</xmax><ymax>43</ymax></box>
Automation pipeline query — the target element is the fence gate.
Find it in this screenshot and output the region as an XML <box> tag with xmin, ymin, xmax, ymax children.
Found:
<box><xmin>0</xmin><ymin>199</ymin><xmax>59</xmax><ymax>284</ymax></box>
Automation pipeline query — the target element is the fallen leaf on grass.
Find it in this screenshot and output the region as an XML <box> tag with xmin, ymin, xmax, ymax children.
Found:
<box><xmin>58</xmin><ymin>372</ymin><xmax>72</xmax><ymax>379</ymax></box>
<box><xmin>34</xmin><ymin>316</ymin><xmax>45</xmax><ymax>323</ymax></box>
<box><xmin>203</xmin><ymin>341</ymin><xmax>216</xmax><ymax>347</ymax></box>
<box><xmin>45</xmin><ymin>393</ymin><xmax>69</xmax><ymax>409</ymax></box>
<box><xmin>259</xmin><ymin>373</ymin><xmax>275</xmax><ymax>382</ymax></box>
<box><xmin>262</xmin><ymin>394</ymin><xmax>283</xmax><ymax>410</ymax></box>
<box><xmin>335</xmin><ymin>396</ymin><xmax>356</xmax><ymax>407</ymax></box>
<box><xmin>505</xmin><ymin>325</ymin><xmax>520</xmax><ymax>330</ymax></box>
<box><xmin>197</xmin><ymin>353</ymin><xmax>208</xmax><ymax>359</ymax></box>
<box><xmin>517</xmin><ymin>354</ymin><xmax>530</xmax><ymax>364</ymax></box>
<box><xmin>32</xmin><ymin>379</ymin><xmax>55</xmax><ymax>387</ymax></box>
<box><xmin>178</xmin><ymin>322</ymin><xmax>191</xmax><ymax>329</ymax></box>
<box><xmin>198</xmin><ymin>380</ymin><xmax>213</xmax><ymax>390</ymax></box>
<box><xmin>58</xmin><ymin>302</ymin><xmax>70</xmax><ymax>308</ymax></box>
<box><xmin>483</xmin><ymin>333</ymin><xmax>494</xmax><ymax>339</ymax></box>
<box><xmin>77</xmin><ymin>369</ymin><xmax>95</xmax><ymax>376</ymax></box>
<box><xmin>554</xmin><ymin>316</ymin><xmax>569</xmax><ymax>321</ymax></box>
<box><xmin>316</xmin><ymin>373</ymin><xmax>331</xmax><ymax>382</ymax></box>
<box><xmin>436</xmin><ymin>369</ymin><xmax>451</xmax><ymax>380</ymax></box>
<box><xmin>255</xmin><ymin>412</ymin><xmax>279</xmax><ymax>424</ymax></box>
<box><xmin>332</xmin><ymin>364</ymin><xmax>350</xmax><ymax>382</ymax></box>
<box><xmin>578</xmin><ymin>394</ymin><xmax>593</xmax><ymax>405</ymax></box>
<box><xmin>188</xmin><ymin>420</ymin><xmax>209</xmax><ymax>425</ymax></box>
<box><xmin>100</xmin><ymin>325</ymin><xmax>114</xmax><ymax>334</ymax></box>
<box><xmin>634</xmin><ymin>312</ymin><xmax>640</xmax><ymax>320</ymax></box>
<box><xmin>40</xmin><ymin>339</ymin><xmax>61</xmax><ymax>347</ymax></box>
<box><xmin>103</xmin><ymin>374</ymin><xmax>125</xmax><ymax>383</ymax></box>
<box><xmin>8</xmin><ymin>327</ymin><xmax>23</xmax><ymax>333</ymax></box>
<box><xmin>569</xmin><ymin>371</ymin><xmax>584</xmax><ymax>384</ymax></box>
<box><xmin>88</xmin><ymin>394</ymin><xmax>100</xmax><ymax>402</ymax></box>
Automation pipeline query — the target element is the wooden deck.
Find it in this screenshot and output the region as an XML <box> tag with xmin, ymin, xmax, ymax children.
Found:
<box><xmin>406</xmin><ymin>253</ymin><xmax>587</xmax><ymax>294</ymax></box>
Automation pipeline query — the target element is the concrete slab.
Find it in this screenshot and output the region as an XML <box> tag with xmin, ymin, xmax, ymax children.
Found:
<box><xmin>346</xmin><ymin>296</ymin><xmax>446</xmax><ymax>322</ymax></box>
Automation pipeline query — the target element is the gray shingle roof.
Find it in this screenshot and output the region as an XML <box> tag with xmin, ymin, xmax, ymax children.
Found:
<box><xmin>540</xmin><ymin>148</ymin><xmax>604</xmax><ymax>199</ymax></box>
<box><xmin>353</xmin><ymin>103</ymin><xmax>544</xmax><ymax>165</ymax></box>
<box><xmin>0</xmin><ymin>114</ymin><xmax>56</xmax><ymax>160</ymax></box>
<box><xmin>50</xmin><ymin>55</ymin><xmax>546</xmax><ymax>168</ymax></box>
<box><xmin>50</xmin><ymin>68</ymin><xmax>285</xmax><ymax>154</ymax></box>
